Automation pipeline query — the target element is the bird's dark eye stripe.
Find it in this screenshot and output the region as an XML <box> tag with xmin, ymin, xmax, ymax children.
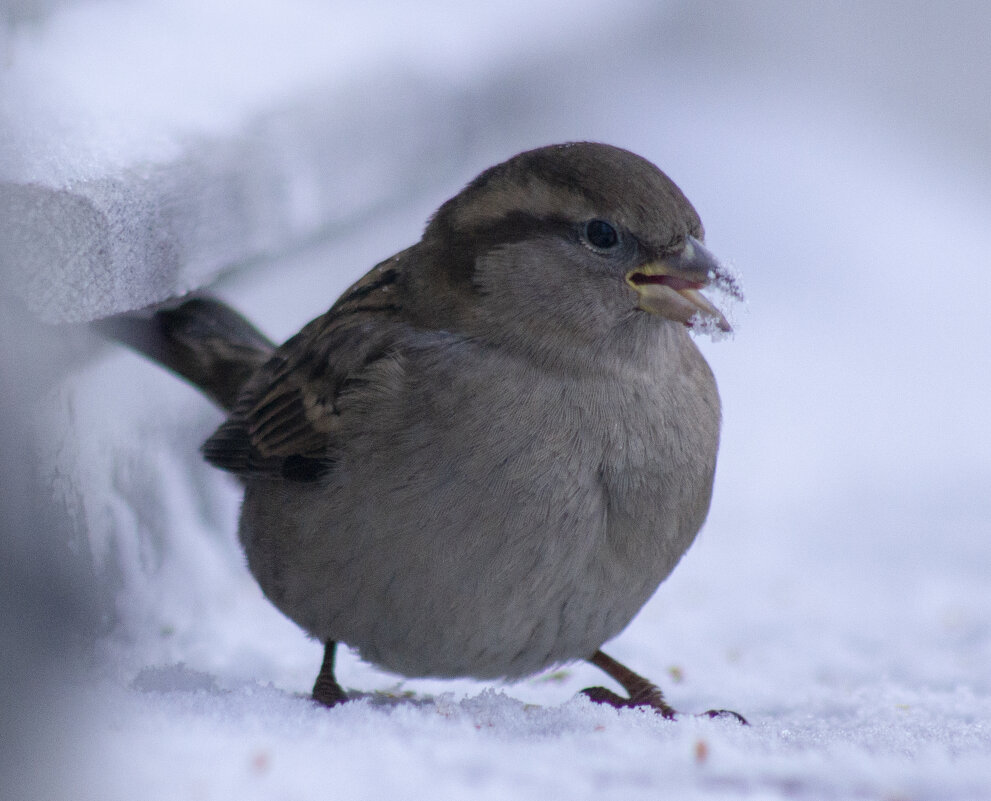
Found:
<box><xmin>444</xmin><ymin>211</ymin><xmax>626</xmax><ymax>283</ymax></box>
<box><xmin>452</xmin><ymin>211</ymin><xmax>577</xmax><ymax>255</ymax></box>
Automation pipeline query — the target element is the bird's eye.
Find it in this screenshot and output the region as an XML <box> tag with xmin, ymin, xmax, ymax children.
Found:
<box><xmin>584</xmin><ymin>219</ymin><xmax>619</xmax><ymax>250</ymax></box>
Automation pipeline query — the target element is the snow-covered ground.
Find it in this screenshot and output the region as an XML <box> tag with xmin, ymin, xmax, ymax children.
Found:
<box><xmin>3</xmin><ymin>2</ymin><xmax>990</xmax><ymax>799</ymax></box>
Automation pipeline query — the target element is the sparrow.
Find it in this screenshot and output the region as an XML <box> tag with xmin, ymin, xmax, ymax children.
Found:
<box><xmin>98</xmin><ymin>142</ymin><xmax>745</xmax><ymax>722</ymax></box>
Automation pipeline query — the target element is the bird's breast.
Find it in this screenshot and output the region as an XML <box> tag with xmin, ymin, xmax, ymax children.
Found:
<box><xmin>240</xmin><ymin>328</ymin><xmax>721</xmax><ymax>679</ymax></box>
<box><xmin>393</xmin><ymin>331</ymin><xmax>721</xmax><ymax>584</ymax></box>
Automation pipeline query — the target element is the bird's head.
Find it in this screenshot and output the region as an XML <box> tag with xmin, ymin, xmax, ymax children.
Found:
<box><xmin>414</xmin><ymin>142</ymin><xmax>733</xmax><ymax>351</ymax></box>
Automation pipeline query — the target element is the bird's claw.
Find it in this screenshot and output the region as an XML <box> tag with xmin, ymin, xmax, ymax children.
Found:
<box><xmin>582</xmin><ymin>686</ymin><xmax>748</xmax><ymax>725</ymax></box>
<box><xmin>700</xmin><ymin>708</ymin><xmax>749</xmax><ymax>725</ymax></box>
<box><xmin>312</xmin><ymin>678</ymin><xmax>349</xmax><ymax>708</ymax></box>
<box><xmin>581</xmin><ymin>684</ymin><xmax>678</xmax><ymax>719</ymax></box>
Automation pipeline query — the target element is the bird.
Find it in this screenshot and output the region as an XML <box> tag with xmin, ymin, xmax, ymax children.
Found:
<box><xmin>97</xmin><ymin>142</ymin><xmax>745</xmax><ymax>722</ymax></box>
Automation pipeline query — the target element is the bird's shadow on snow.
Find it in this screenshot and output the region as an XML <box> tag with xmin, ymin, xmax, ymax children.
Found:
<box><xmin>128</xmin><ymin>661</ymin><xmax>753</xmax><ymax>741</ymax></box>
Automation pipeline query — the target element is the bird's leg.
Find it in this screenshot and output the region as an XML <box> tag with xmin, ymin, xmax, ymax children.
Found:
<box><xmin>312</xmin><ymin>641</ymin><xmax>348</xmax><ymax>707</ymax></box>
<box><xmin>582</xmin><ymin>649</ymin><xmax>749</xmax><ymax>724</ymax></box>
<box><xmin>582</xmin><ymin>649</ymin><xmax>679</xmax><ymax>718</ymax></box>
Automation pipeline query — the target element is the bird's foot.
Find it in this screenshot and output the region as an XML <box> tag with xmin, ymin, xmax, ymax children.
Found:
<box><xmin>700</xmin><ymin>708</ymin><xmax>749</xmax><ymax>725</ymax></box>
<box><xmin>312</xmin><ymin>674</ymin><xmax>348</xmax><ymax>708</ymax></box>
<box><xmin>311</xmin><ymin>640</ymin><xmax>348</xmax><ymax>708</ymax></box>
<box><xmin>582</xmin><ymin>686</ymin><xmax>748</xmax><ymax>724</ymax></box>
<box><xmin>581</xmin><ymin>683</ymin><xmax>678</xmax><ymax>719</ymax></box>
<box><xmin>583</xmin><ymin>649</ymin><xmax>748</xmax><ymax>724</ymax></box>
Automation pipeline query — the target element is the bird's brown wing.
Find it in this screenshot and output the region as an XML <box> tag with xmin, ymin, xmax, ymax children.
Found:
<box><xmin>202</xmin><ymin>254</ymin><xmax>409</xmax><ymax>482</ymax></box>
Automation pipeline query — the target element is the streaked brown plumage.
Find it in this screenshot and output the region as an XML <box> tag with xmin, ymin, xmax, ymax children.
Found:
<box><xmin>99</xmin><ymin>142</ymin><xmax>744</xmax><ymax>722</ymax></box>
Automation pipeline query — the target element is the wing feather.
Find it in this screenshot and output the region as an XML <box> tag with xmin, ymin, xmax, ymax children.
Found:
<box><xmin>202</xmin><ymin>255</ymin><xmax>409</xmax><ymax>481</ymax></box>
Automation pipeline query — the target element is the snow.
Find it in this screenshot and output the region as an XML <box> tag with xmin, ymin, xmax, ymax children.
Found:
<box><xmin>3</xmin><ymin>1</ymin><xmax>991</xmax><ymax>800</ymax></box>
<box><xmin>0</xmin><ymin>0</ymin><xmax>649</xmax><ymax>322</ymax></box>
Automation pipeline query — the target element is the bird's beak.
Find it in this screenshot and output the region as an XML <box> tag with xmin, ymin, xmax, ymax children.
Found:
<box><xmin>625</xmin><ymin>236</ymin><xmax>731</xmax><ymax>332</ymax></box>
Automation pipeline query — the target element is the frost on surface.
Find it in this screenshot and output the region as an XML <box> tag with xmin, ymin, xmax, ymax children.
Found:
<box><xmin>691</xmin><ymin>260</ymin><xmax>746</xmax><ymax>341</ymax></box>
<box><xmin>8</xmin><ymin>1</ymin><xmax>991</xmax><ymax>800</ymax></box>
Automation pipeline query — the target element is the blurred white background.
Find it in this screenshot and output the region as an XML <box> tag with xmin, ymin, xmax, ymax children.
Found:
<box><xmin>2</xmin><ymin>2</ymin><xmax>989</xmax><ymax>799</ymax></box>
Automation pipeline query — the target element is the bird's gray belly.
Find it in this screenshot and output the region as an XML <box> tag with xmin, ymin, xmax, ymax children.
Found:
<box><xmin>239</xmin><ymin>357</ymin><xmax>718</xmax><ymax>680</ymax></box>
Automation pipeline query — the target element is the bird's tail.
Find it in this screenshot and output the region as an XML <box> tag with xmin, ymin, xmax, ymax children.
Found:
<box><xmin>93</xmin><ymin>296</ymin><xmax>275</xmax><ymax>413</ymax></box>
